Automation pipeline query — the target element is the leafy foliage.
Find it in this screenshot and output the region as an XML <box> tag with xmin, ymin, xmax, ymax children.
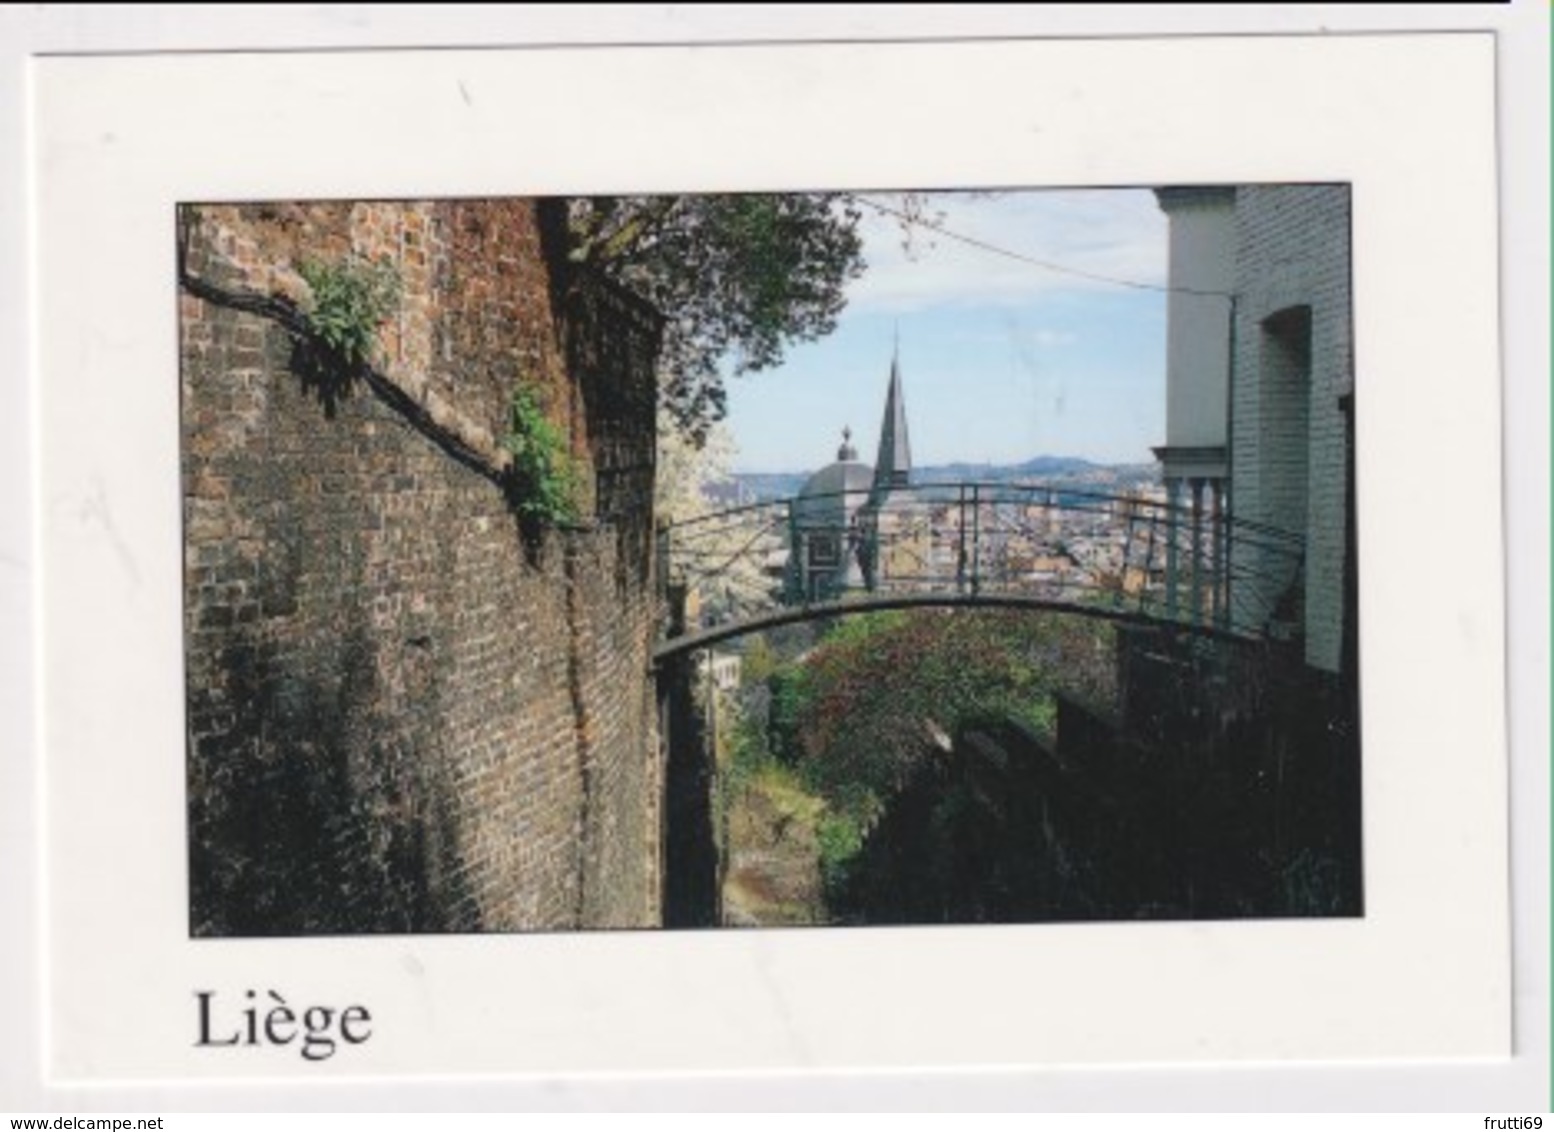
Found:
<box><xmin>794</xmin><ymin>610</ymin><xmax>1092</xmax><ymax>800</ymax></box>
<box><xmin>297</xmin><ymin>255</ymin><xmax>401</xmax><ymax>369</ymax></box>
<box><xmin>655</xmin><ymin>406</ymin><xmax>736</xmax><ymax>523</ymax></box>
<box><xmin>564</xmin><ymin>194</ymin><xmax>866</xmax><ymax>443</ymax></box>
<box><xmin>765</xmin><ymin>662</ymin><xmax>814</xmax><ymax>767</ymax></box>
<box><xmin>501</xmin><ymin>382</ymin><xmax>582</xmax><ymax>525</ymax></box>
<box><xmin>815</xmin><ymin>811</ymin><xmax>866</xmax><ymax>892</ymax></box>
<box><xmin>732</xmin><ymin>611</ymin><xmax>1115</xmax><ymax>907</ymax></box>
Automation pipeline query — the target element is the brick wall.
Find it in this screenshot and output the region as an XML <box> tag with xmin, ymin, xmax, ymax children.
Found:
<box><xmin>561</xmin><ymin>277</ymin><xmax>665</xmax><ymax>927</ymax></box>
<box><xmin>180</xmin><ymin>199</ymin><xmax>663</xmax><ymax>935</ymax></box>
<box><xmin>1229</xmin><ymin>185</ymin><xmax>1354</xmax><ymax>673</ymax></box>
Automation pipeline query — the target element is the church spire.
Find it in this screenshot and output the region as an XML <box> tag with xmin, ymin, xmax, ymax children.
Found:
<box><xmin>873</xmin><ymin>341</ymin><xmax>912</xmax><ymax>492</ymax></box>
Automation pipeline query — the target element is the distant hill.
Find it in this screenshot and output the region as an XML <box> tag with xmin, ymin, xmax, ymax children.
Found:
<box><xmin>915</xmin><ymin>455</ymin><xmax>1097</xmax><ymax>483</ymax></box>
<box><xmin>717</xmin><ymin>472</ymin><xmax>808</xmax><ymax>503</ymax></box>
<box><xmin>727</xmin><ymin>456</ymin><xmax>1158</xmax><ymax>502</ymax></box>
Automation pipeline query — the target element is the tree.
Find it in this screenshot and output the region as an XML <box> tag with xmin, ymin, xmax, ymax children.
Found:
<box><xmin>562</xmin><ymin>194</ymin><xmax>866</xmax><ymax>444</ymax></box>
<box><xmin>654</xmin><ymin>406</ymin><xmax>779</xmax><ymax>626</ymax></box>
<box><xmin>654</xmin><ymin>405</ymin><xmax>736</xmax><ymax>523</ymax></box>
<box><xmin>785</xmin><ymin>610</ymin><xmax>1118</xmax><ymax>804</ymax></box>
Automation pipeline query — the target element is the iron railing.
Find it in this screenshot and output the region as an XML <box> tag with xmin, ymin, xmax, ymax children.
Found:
<box><xmin>658</xmin><ymin>481</ymin><xmax>1304</xmax><ymax>646</ymax></box>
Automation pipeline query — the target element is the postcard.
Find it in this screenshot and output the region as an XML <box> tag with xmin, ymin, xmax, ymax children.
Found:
<box><xmin>27</xmin><ymin>31</ymin><xmax>1511</xmax><ymax>1086</ymax></box>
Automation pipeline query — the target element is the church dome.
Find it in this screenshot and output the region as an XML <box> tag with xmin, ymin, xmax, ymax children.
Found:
<box><xmin>793</xmin><ymin>428</ymin><xmax>873</xmax><ymax>531</ymax></box>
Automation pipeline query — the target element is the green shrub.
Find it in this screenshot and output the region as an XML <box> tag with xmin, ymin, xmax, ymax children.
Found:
<box><xmin>815</xmin><ymin>809</ymin><xmax>866</xmax><ymax>893</ymax></box>
<box><xmin>502</xmin><ymin>383</ymin><xmax>582</xmax><ymax>524</ymax></box>
<box><xmin>297</xmin><ymin>255</ymin><xmax>401</xmax><ymax>368</ymax></box>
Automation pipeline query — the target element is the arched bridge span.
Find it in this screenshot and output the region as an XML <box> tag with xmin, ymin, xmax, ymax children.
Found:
<box><xmin>656</xmin><ymin>480</ymin><xmax>1304</xmax><ymax>659</ymax></box>
<box><xmin>653</xmin><ymin>592</ymin><xmax>1253</xmax><ymax>665</ymax></box>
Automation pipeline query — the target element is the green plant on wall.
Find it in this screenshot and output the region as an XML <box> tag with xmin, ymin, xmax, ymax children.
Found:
<box><xmin>297</xmin><ymin>255</ymin><xmax>401</xmax><ymax>369</ymax></box>
<box><xmin>502</xmin><ymin>382</ymin><xmax>582</xmax><ymax>525</ymax></box>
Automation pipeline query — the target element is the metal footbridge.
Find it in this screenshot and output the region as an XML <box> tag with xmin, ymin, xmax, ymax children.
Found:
<box><xmin>654</xmin><ymin>481</ymin><xmax>1304</xmax><ymax>662</ymax></box>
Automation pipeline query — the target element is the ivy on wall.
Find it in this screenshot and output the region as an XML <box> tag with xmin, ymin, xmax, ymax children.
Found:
<box><xmin>297</xmin><ymin>255</ymin><xmax>402</xmax><ymax>369</ymax></box>
<box><xmin>502</xmin><ymin>382</ymin><xmax>582</xmax><ymax>525</ymax></box>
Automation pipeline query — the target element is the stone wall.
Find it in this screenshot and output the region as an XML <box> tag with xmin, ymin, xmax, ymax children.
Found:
<box><xmin>180</xmin><ymin>199</ymin><xmax>663</xmax><ymax>935</ymax></box>
<box><xmin>1229</xmin><ymin>184</ymin><xmax>1354</xmax><ymax>673</ymax></box>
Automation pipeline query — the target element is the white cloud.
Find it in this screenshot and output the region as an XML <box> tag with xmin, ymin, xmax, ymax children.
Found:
<box><xmin>844</xmin><ymin>188</ymin><xmax>1167</xmax><ymax>314</ymax></box>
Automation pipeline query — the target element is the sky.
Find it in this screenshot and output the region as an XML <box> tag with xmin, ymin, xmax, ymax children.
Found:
<box><xmin>721</xmin><ymin>189</ymin><xmax>1169</xmax><ymax>474</ymax></box>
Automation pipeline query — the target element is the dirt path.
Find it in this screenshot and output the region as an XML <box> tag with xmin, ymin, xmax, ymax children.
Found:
<box><xmin>720</xmin><ymin>770</ymin><xmax>827</xmax><ymax>927</ymax></box>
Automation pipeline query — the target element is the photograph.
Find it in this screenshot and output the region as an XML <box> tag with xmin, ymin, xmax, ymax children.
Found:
<box><xmin>179</xmin><ymin>184</ymin><xmax>1361</xmax><ymax>937</ymax></box>
<box><xmin>16</xmin><ymin>19</ymin><xmax>1529</xmax><ymax>1101</ymax></box>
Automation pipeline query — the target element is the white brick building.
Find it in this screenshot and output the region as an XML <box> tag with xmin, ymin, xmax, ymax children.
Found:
<box><xmin>1157</xmin><ymin>184</ymin><xmax>1355</xmax><ymax>674</ymax></box>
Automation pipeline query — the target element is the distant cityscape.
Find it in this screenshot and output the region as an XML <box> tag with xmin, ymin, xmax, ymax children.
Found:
<box><xmin>672</xmin><ymin>453</ymin><xmax>1193</xmax><ymax>645</ymax></box>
